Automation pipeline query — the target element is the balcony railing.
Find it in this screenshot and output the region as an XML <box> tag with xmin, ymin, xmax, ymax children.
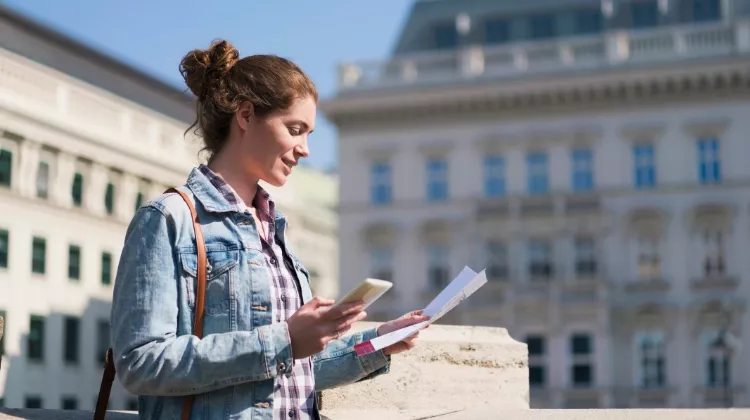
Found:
<box><xmin>337</xmin><ymin>20</ymin><xmax>750</xmax><ymax>91</ymax></box>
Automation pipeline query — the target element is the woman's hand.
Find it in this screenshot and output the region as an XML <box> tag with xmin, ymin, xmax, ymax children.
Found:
<box><xmin>376</xmin><ymin>310</ymin><xmax>430</xmax><ymax>356</ymax></box>
<box><xmin>287</xmin><ymin>297</ymin><xmax>367</xmax><ymax>359</ymax></box>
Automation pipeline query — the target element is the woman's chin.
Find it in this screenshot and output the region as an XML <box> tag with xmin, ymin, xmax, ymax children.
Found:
<box><xmin>265</xmin><ymin>172</ymin><xmax>289</xmax><ymax>187</ymax></box>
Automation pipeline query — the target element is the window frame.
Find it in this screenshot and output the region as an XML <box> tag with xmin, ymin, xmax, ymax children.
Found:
<box><xmin>425</xmin><ymin>157</ymin><xmax>449</xmax><ymax>202</ymax></box>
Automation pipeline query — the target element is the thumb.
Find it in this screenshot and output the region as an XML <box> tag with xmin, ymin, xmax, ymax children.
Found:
<box><xmin>393</xmin><ymin>314</ymin><xmax>430</xmax><ymax>329</ymax></box>
<box><xmin>308</xmin><ymin>296</ymin><xmax>334</xmax><ymax>309</ymax></box>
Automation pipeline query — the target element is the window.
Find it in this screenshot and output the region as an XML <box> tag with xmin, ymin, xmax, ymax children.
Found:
<box><xmin>36</xmin><ymin>161</ymin><xmax>49</xmax><ymax>199</ymax></box>
<box><xmin>637</xmin><ymin>237</ymin><xmax>661</xmax><ymax>280</ymax></box>
<box><xmin>693</xmin><ymin>0</ymin><xmax>721</xmax><ymax>22</ymax></box>
<box><xmin>0</xmin><ymin>148</ymin><xmax>11</xmax><ymax>187</ymax></box>
<box><xmin>483</xmin><ymin>156</ymin><xmax>506</xmax><ymax>198</ymax></box>
<box><xmin>527</xmin><ymin>153</ymin><xmax>549</xmax><ymax>195</ymax></box>
<box><xmin>28</xmin><ymin>315</ymin><xmax>45</xmax><ymax>362</ymax></box>
<box><xmin>485</xmin><ymin>241</ymin><xmax>508</xmax><ymax>281</ymax></box>
<box><xmin>370</xmin><ymin>162</ymin><xmax>392</xmax><ymax>205</ymax></box>
<box><xmin>636</xmin><ymin>332</ymin><xmax>666</xmax><ymax>388</ymax></box>
<box><xmin>633</xmin><ymin>144</ymin><xmax>656</xmax><ymax>189</ymax></box>
<box><xmin>64</xmin><ymin>316</ymin><xmax>80</xmax><ymax>364</ymax></box>
<box><xmin>485</xmin><ymin>19</ymin><xmax>510</xmax><ymax>44</ymax></box>
<box><xmin>575</xmin><ymin>9</ymin><xmax>603</xmax><ymax>34</ymax></box>
<box><xmin>105</xmin><ymin>182</ymin><xmax>115</xmax><ymax>215</ymax></box>
<box><xmin>97</xmin><ymin>319</ymin><xmax>110</xmax><ymax>364</ymax></box>
<box><xmin>61</xmin><ymin>397</ymin><xmax>78</xmax><ymax>410</ymax></box>
<box><xmin>101</xmin><ymin>252</ymin><xmax>113</xmax><ymax>285</ymax></box>
<box><xmin>526</xmin><ymin>335</ymin><xmax>547</xmax><ymax>388</ymax></box>
<box><xmin>25</xmin><ymin>396</ymin><xmax>43</xmax><ymax>409</ymax></box>
<box><xmin>0</xmin><ymin>229</ymin><xmax>8</xmax><ymax>269</ymax></box>
<box><xmin>529</xmin><ymin>14</ymin><xmax>555</xmax><ymax>40</ymax></box>
<box><xmin>528</xmin><ymin>241</ymin><xmax>553</xmax><ymax>279</ymax></box>
<box><xmin>426</xmin><ymin>158</ymin><xmax>448</xmax><ymax>202</ymax></box>
<box><xmin>370</xmin><ymin>248</ymin><xmax>394</xmax><ymax>282</ymax></box>
<box><xmin>570</xmin><ymin>333</ymin><xmax>594</xmax><ymax>388</ymax></box>
<box><xmin>529</xmin><ymin>364</ymin><xmax>546</xmax><ymax>388</ymax></box>
<box><xmin>426</xmin><ymin>245</ymin><xmax>450</xmax><ymax>289</ymax></box>
<box><xmin>704</xmin><ymin>331</ymin><xmax>731</xmax><ymax>388</ymax></box>
<box><xmin>575</xmin><ymin>237</ymin><xmax>597</xmax><ymax>277</ymax></box>
<box><xmin>31</xmin><ymin>237</ymin><xmax>46</xmax><ymax>275</ymax></box>
<box><xmin>702</xmin><ymin>231</ymin><xmax>725</xmax><ymax>277</ymax></box>
<box><xmin>631</xmin><ymin>0</ymin><xmax>659</xmax><ymax>29</ymax></box>
<box><xmin>68</xmin><ymin>245</ymin><xmax>81</xmax><ymax>281</ymax></box>
<box><xmin>571</xmin><ymin>334</ymin><xmax>592</xmax><ymax>354</ymax></box>
<box><xmin>571</xmin><ymin>149</ymin><xmax>594</xmax><ymax>192</ymax></box>
<box><xmin>135</xmin><ymin>191</ymin><xmax>144</xmax><ymax>212</ymax></box>
<box><xmin>698</xmin><ymin>138</ymin><xmax>721</xmax><ymax>184</ymax></box>
<box><xmin>434</xmin><ymin>23</ymin><xmax>458</xmax><ymax>50</ymax></box>
<box><xmin>71</xmin><ymin>172</ymin><xmax>84</xmax><ymax>207</ymax></box>
<box><xmin>0</xmin><ymin>310</ymin><xmax>6</xmax><ymax>357</ymax></box>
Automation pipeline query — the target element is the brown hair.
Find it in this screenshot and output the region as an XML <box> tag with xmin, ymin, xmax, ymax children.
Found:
<box><xmin>179</xmin><ymin>39</ymin><xmax>318</xmax><ymax>158</ymax></box>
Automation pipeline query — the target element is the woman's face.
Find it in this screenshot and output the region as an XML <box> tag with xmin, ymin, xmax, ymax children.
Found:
<box><xmin>235</xmin><ymin>96</ymin><xmax>316</xmax><ymax>187</ymax></box>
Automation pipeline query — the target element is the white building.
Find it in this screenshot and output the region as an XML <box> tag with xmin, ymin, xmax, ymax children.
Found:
<box><xmin>0</xmin><ymin>5</ymin><xmax>338</xmax><ymax>409</ymax></box>
<box><xmin>322</xmin><ymin>0</ymin><xmax>750</xmax><ymax>409</ymax></box>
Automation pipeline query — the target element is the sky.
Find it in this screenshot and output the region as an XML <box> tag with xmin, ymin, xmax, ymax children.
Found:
<box><xmin>3</xmin><ymin>0</ymin><xmax>414</xmax><ymax>171</ymax></box>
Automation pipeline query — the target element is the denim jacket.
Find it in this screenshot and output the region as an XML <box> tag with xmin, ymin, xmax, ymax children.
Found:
<box><xmin>110</xmin><ymin>168</ymin><xmax>391</xmax><ymax>420</ymax></box>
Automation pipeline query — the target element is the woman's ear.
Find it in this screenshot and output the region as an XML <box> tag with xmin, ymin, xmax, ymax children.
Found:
<box><xmin>235</xmin><ymin>101</ymin><xmax>254</xmax><ymax>131</ymax></box>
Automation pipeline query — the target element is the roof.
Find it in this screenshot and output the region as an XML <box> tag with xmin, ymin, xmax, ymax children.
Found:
<box><xmin>0</xmin><ymin>4</ymin><xmax>195</xmax><ymax>123</ymax></box>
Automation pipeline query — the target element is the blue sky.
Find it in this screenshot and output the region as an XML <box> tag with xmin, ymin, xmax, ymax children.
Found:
<box><xmin>3</xmin><ymin>0</ymin><xmax>414</xmax><ymax>171</ymax></box>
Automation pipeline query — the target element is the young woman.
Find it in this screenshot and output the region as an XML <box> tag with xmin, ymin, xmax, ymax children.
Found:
<box><xmin>110</xmin><ymin>40</ymin><xmax>426</xmax><ymax>420</ymax></box>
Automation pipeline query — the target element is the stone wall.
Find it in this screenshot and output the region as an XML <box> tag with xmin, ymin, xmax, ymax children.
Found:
<box><xmin>2</xmin><ymin>323</ymin><xmax>750</xmax><ymax>419</ymax></box>
<box><xmin>320</xmin><ymin>322</ymin><xmax>529</xmax><ymax>414</ymax></box>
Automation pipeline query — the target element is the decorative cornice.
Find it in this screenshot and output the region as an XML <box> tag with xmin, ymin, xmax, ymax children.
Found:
<box><xmin>417</xmin><ymin>141</ymin><xmax>454</xmax><ymax>157</ymax></box>
<box><xmin>620</xmin><ymin>122</ymin><xmax>667</xmax><ymax>143</ymax></box>
<box><xmin>683</xmin><ymin>117</ymin><xmax>731</xmax><ymax>138</ymax></box>
<box><xmin>362</xmin><ymin>145</ymin><xmax>399</xmax><ymax>161</ymax></box>
<box><xmin>324</xmin><ymin>62</ymin><xmax>750</xmax><ymax>129</ymax></box>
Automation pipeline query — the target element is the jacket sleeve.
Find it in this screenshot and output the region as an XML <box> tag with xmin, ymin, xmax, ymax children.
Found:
<box><xmin>110</xmin><ymin>205</ymin><xmax>294</xmax><ymax>396</ymax></box>
<box><xmin>312</xmin><ymin>327</ymin><xmax>391</xmax><ymax>390</ymax></box>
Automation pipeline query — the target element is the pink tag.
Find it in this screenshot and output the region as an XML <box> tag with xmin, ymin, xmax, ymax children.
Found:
<box><xmin>354</xmin><ymin>341</ymin><xmax>375</xmax><ymax>356</ymax></box>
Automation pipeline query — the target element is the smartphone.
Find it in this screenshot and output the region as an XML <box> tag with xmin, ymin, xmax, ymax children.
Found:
<box><xmin>332</xmin><ymin>278</ymin><xmax>393</xmax><ymax>310</ymax></box>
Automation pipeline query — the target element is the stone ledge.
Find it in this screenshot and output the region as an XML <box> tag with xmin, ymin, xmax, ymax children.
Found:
<box><xmin>4</xmin><ymin>408</ymin><xmax>750</xmax><ymax>420</ymax></box>
<box><xmin>320</xmin><ymin>322</ymin><xmax>529</xmax><ymax>413</ymax></box>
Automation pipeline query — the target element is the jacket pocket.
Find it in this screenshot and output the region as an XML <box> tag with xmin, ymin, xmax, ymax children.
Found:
<box><xmin>180</xmin><ymin>250</ymin><xmax>239</xmax><ymax>316</ymax></box>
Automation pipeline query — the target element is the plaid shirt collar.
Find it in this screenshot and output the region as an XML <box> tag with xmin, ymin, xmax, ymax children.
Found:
<box><xmin>195</xmin><ymin>164</ymin><xmax>276</xmax><ymax>219</ymax></box>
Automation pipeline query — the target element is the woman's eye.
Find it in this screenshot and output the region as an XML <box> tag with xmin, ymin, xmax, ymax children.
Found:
<box><xmin>288</xmin><ymin>127</ymin><xmax>300</xmax><ymax>136</ymax></box>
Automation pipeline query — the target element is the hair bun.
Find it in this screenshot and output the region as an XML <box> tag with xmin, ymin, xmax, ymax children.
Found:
<box><xmin>179</xmin><ymin>40</ymin><xmax>239</xmax><ymax>99</ymax></box>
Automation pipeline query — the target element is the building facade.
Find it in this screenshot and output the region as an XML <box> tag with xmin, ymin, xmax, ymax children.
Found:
<box><xmin>0</xmin><ymin>5</ymin><xmax>338</xmax><ymax>409</ymax></box>
<box><xmin>322</xmin><ymin>0</ymin><xmax>750</xmax><ymax>409</ymax></box>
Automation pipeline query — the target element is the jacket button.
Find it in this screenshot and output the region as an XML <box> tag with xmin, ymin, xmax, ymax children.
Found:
<box><xmin>278</xmin><ymin>362</ymin><xmax>286</xmax><ymax>372</ymax></box>
<box><xmin>288</xmin><ymin>410</ymin><xmax>296</xmax><ymax>418</ymax></box>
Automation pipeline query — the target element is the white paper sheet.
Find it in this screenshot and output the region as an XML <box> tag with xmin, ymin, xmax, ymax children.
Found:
<box><xmin>354</xmin><ymin>266</ymin><xmax>487</xmax><ymax>356</ymax></box>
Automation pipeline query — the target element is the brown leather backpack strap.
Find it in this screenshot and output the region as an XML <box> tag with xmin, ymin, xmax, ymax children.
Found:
<box><xmin>164</xmin><ymin>188</ymin><xmax>208</xmax><ymax>420</ymax></box>
<box><xmin>92</xmin><ymin>188</ymin><xmax>208</xmax><ymax>420</ymax></box>
<box><xmin>93</xmin><ymin>348</ymin><xmax>116</xmax><ymax>420</ymax></box>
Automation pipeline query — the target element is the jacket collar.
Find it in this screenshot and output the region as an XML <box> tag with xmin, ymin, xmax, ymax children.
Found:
<box><xmin>186</xmin><ymin>166</ymin><xmax>287</xmax><ymax>222</ymax></box>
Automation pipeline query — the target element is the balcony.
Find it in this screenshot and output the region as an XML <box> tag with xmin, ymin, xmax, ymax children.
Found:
<box><xmin>560</xmin><ymin>262</ymin><xmax>608</xmax><ymax>304</ymax></box>
<box><xmin>565</xmin><ymin>193</ymin><xmax>601</xmax><ymax>215</ymax></box>
<box><xmin>623</xmin><ymin>277</ymin><xmax>670</xmax><ymax>294</ymax></box>
<box><xmin>612</xmin><ymin>386</ymin><xmax>678</xmax><ymax>408</ymax></box>
<box><xmin>337</xmin><ymin>20</ymin><xmax>750</xmax><ymax>92</ymax></box>
<box><xmin>690</xmin><ymin>275</ymin><xmax>740</xmax><ymax>293</ymax></box>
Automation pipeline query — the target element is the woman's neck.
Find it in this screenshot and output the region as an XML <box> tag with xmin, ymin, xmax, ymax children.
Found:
<box><xmin>207</xmin><ymin>152</ymin><xmax>260</xmax><ymax>208</ymax></box>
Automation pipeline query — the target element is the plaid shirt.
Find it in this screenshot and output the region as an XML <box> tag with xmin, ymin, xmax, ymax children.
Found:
<box><xmin>198</xmin><ymin>164</ymin><xmax>315</xmax><ymax>420</ymax></box>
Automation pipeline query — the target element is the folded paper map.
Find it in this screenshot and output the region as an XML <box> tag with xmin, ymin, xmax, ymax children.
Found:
<box><xmin>353</xmin><ymin>266</ymin><xmax>487</xmax><ymax>356</ymax></box>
